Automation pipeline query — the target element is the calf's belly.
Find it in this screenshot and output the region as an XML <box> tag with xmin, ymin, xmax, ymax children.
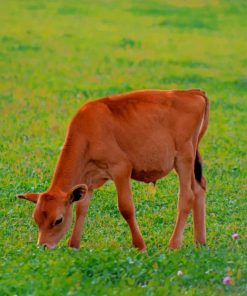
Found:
<box><xmin>131</xmin><ymin>169</ymin><xmax>171</xmax><ymax>183</ymax></box>
<box><xmin>129</xmin><ymin>142</ymin><xmax>175</xmax><ymax>183</ymax></box>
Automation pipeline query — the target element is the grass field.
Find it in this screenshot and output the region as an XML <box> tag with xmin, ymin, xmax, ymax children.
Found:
<box><xmin>0</xmin><ymin>0</ymin><xmax>246</xmax><ymax>295</ymax></box>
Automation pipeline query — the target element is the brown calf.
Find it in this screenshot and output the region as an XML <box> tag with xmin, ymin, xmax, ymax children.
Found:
<box><xmin>17</xmin><ymin>89</ymin><xmax>209</xmax><ymax>250</ymax></box>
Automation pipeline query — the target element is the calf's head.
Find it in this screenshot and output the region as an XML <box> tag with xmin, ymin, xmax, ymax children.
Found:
<box><xmin>17</xmin><ymin>184</ymin><xmax>88</xmax><ymax>249</ymax></box>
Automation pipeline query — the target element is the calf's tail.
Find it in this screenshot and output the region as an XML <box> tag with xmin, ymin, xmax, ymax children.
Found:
<box><xmin>194</xmin><ymin>90</ymin><xmax>209</xmax><ymax>190</ymax></box>
<box><xmin>194</xmin><ymin>151</ymin><xmax>202</xmax><ymax>184</ymax></box>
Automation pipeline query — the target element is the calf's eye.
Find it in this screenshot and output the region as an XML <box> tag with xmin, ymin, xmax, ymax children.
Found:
<box><xmin>54</xmin><ymin>217</ymin><xmax>63</xmax><ymax>226</ymax></box>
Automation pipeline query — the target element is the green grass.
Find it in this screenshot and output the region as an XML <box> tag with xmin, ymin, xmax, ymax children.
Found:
<box><xmin>0</xmin><ymin>0</ymin><xmax>246</xmax><ymax>295</ymax></box>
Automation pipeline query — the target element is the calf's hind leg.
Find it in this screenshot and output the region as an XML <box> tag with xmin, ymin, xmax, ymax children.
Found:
<box><xmin>169</xmin><ymin>144</ymin><xmax>195</xmax><ymax>249</ymax></box>
<box><xmin>192</xmin><ymin>175</ymin><xmax>206</xmax><ymax>246</ymax></box>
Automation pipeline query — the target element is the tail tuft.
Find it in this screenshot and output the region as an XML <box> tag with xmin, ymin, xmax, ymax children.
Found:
<box><xmin>194</xmin><ymin>151</ymin><xmax>202</xmax><ymax>183</ymax></box>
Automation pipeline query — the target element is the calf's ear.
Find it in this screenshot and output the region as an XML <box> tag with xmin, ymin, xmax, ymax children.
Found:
<box><xmin>17</xmin><ymin>193</ymin><xmax>39</xmax><ymax>204</ymax></box>
<box><xmin>69</xmin><ymin>184</ymin><xmax>88</xmax><ymax>203</ymax></box>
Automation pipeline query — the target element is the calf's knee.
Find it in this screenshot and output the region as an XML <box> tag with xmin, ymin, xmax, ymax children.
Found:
<box><xmin>118</xmin><ymin>206</ymin><xmax>134</xmax><ymax>221</ymax></box>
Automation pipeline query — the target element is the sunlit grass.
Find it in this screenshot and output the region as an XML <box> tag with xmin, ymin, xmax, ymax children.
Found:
<box><xmin>0</xmin><ymin>0</ymin><xmax>246</xmax><ymax>295</ymax></box>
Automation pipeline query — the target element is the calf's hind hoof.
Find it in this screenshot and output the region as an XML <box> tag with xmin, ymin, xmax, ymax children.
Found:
<box><xmin>195</xmin><ymin>241</ymin><xmax>207</xmax><ymax>247</ymax></box>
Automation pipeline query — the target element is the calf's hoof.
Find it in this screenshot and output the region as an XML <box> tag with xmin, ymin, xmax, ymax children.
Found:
<box><xmin>168</xmin><ymin>239</ymin><xmax>182</xmax><ymax>250</ymax></box>
<box><xmin>67</xmin><ymin>238</ymin><xmax>80</xmax><ymax>249</ymax></box>
<box><xmin>140</xmin><ymin>246</ymin><xmax>147</xmax><ymax>253</ymax></box>
<box><xmin>133</xmin><ymin>240</ymin><xmax>147</xmax><ymax>252</ymax></box>
<box><xmin>136</xmin><ymin>244</ymin><xmax>147</xmax><ymax>252</ymax></box>
<box><xmin>195</xmin><ymin>241</ymin><xmax>207</xmax><ymax>247</ymax></box>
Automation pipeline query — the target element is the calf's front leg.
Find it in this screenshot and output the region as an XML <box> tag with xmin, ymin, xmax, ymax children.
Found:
<box><xmin>114</xmin><ymin>175</ymin><xmax>146</xmax><ymax>251</ymax></box>
<box><xmin>68</xmin><ymin>191</ymin><xmax>92</xmax><ymax>248</ymax></box>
